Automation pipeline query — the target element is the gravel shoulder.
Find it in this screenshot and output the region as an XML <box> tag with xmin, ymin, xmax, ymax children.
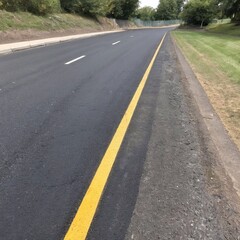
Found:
<box><xmin>125</xmin><ymin>34</ymin><xmax>240</xmax><ymax>239</ymax></box>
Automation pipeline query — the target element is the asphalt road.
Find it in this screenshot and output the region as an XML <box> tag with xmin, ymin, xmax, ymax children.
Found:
<box><xmin>0</xmin><ymin>28</ymin><xmax>171</xmax><ymax>239</ymax></box>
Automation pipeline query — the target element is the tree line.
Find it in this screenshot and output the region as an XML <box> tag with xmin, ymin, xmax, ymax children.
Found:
<box><xmin>181</xmin><ymin>0</ymin><xmax>240</xmax><ymax>26</ymax></box>
<box><xmin>0</xmin><ymin>0</ymin><xmax>139</xmax><ymax>19</ymax></box>
<box><xmin>136</xmin><ymin>0</ymin><xmax>239</xmax><ymax>25</ymax></box>
<box><xmin>0</xmin><ymin>0</ymin><xmax>239</xmax><ymax>25</ymax></box>
<box><xmin>135</xmin><ymin>0</ymin><xmax>184</xmax><ymax>21</ymax></box>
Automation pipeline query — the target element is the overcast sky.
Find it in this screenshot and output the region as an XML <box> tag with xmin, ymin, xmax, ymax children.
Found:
<box><xmin>140</xmin><ymin>0</ymin><xmax>159</xmax><ymax>8</ymax></box>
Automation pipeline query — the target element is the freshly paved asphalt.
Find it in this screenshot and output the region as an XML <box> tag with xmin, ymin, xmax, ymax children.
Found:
<box><xmin>0</xmin><ymin>28</ymin><xmax>171</xmax><ymax>239</ymax></box>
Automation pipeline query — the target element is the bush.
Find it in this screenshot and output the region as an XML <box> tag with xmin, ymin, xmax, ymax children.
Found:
<box><xmin>27</xmin><ymin>0</ymin><xmax>61</xmax><ymax>15</ymax></box>
<box><xmin>60</xmin><ymin>0</ymin><xmax>82</xmax><ymax>13</ymax></box>
<box><xmin>0</xmin><ymin>0</ymin><xmax>60</xmax><ymax>15</ymax></box>
<box><xmin>0</xmin><ymin>0</ymin><xmax>23</xmax><ymax>11</ymax></box>
<box><xmin>0</xmin><ymin>0</ymin><xmax>140</xmax><ymax>18</ymax></box>
<box><xmin>109</xmin><ymin>0</ymin><xmax>139</xmax><ymax>20</ymax></box>
<box><xmin>61</xmin><ymin>0</ymin><xmax>113</xmax><ymax>16</ymax></box>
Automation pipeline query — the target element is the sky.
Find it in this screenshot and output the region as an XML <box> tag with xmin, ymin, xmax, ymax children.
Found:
<box><xmin>140</xmin><ymin>0</ymin><xmax>159</xmax><ymax>8</ymax></box>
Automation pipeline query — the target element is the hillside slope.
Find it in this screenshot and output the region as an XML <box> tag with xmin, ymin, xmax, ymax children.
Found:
<box><xmin>0</xmin><ymin>11</ymin><xmax>122</xmax><ymax>43</ymax></box>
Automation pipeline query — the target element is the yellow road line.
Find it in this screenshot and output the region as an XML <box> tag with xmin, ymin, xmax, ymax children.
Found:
<box><xmin>64</xmin><ymin>33</ymin><xmax>167</xmax><ymax>240</ymax></box>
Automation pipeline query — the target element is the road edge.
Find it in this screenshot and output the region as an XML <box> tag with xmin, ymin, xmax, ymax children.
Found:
<box><xmin>171</xmin><ymin>34</ymin><xmax>240</xmax><ymax>199</ymax></box>
<box><xmin>0</xmin><ymin>26</ymin><xmax>178</xmax><ymax>56</ymax></box>
<box><xmin>0</xmin><ymin>30</ymin><xmax>124</xmax><ymax>55</ymax></box>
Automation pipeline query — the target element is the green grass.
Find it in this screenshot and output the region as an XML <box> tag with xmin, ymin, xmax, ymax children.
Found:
<box><xmin>172</xmin><ymin>30</ymin><xmax>240</xmax><ymax>84</ymax></box>
<box><xmin>207</xmin><ymin>23</ymin><xmax>240</xmax><ymax>37</ymax></box>
<box><xmin>172</xmin><ymin>29</ymin><xmax>240</xmax><ymax>149</ymax></box>
<box><xmin>0</xmin><ymin>10</ymin><xmax>102</xmax><ymax>31</ymax></box>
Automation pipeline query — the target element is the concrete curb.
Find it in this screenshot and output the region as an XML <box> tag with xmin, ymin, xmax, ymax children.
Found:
<box><xmin>172</xmin><ymin>35</ymin><xmax>240</xmax><ymax>198</ymax></box>
<box><xmin>0</xmin><ymin>30</ymin><xmax>124</xmax><ymax>55</ymax></box>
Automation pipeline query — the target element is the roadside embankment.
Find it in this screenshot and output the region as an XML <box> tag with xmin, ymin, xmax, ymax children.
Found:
<box><xmin>0</xmin><ymin>10</ymin><xmax>124</xmax><ymax>44</ymax></box>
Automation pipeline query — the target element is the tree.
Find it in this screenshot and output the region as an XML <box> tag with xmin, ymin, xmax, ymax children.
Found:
<box><xmin>1</xmin><ymin>0</ymin><xmax>60</xmax><ymax>14</ymax></box>
<box><xmin>109</xmin><ymin>0</ymin><xmax>139</xmax><ymax>19</ymax></box>
<box><xmin>60</xmin><ymin>0</ymin><xmax>113</xmax><ymax>16</ymax></box>
<box><xmin>155</xmin><ymin>0</ymin><xmax>178</xmax><ymax>20</ymax></box>
<box><xmin>176</xmin><ymin>0</ymin><xmax>184</xmax><ymax>15</ymax></box>
<box><xmin>0</xmin><ymin>0</ymin><xmax>140</xmax><ymax>18</ymax></box>
<box><xmin>60</xmin><ymin>0</ymin><xmax>81</xmax><ymax>13</ymax></box>
<box><xmin>181</xmin><ymin>0</ymin><xmax>218</xmax><ymax>27</ymax></box>
<box><xmin>135</xmin><ymin>6</ymin><xmax>156</xmax><ymax>21</ymax></box>
<box><xmin>0</xmin><ymin>0</ymin><xmax>18</xmax><ymax>11</ymax></box>
<box><xmin>217</xmin><ymin>0</ymin><xmax>240</xmax><ymax>22</ymax></box>
<box><xmin>27</xmin><ymin>0</ymin><xmax>61</xmax><ymax>15</ymax></box>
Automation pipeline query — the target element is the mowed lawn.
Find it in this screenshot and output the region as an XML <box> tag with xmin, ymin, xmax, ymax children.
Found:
<box><xmin>207</xmin><ymin>23</ymin><xmax>240</xmax><ymax>37</ymax></box>
<box><xmin>172</xmin><ymin>30</ymin><xmax>240</xmax><ymax>149</ymax></box>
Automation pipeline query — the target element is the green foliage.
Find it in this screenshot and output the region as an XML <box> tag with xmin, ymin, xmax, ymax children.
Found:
<box><xmin>109</xmin><ymin>0</ymin><xmax>139</xmax><ymax>19</ymax></box>
<box><xmin>155</xmin><ymin>0</ymin><xmax>178</xmax><ymax>20</ymax></box>
<box><xmin>135</xmin><ymin>6</ymin><xmax>156</xmax><ymax>21</ymax></box>
<box><xmin>217</xmin><ymin>0</ymin><xmax>240</xmax><ymax>22</ymax></box>
<box><xmin>60</xmin><ymin>0</ymin><xmax>140</xmax><ymax>18</ymax></box>
<box><xmin>0</xmin><ymin>0</ymin><xmax>23</xmax><ymax>11</ymax></box>
<box><xmin>0</xmin><ymin>0</ymin><xmax>139</xmax><ymax>18</ymax></box>
<box><xmin>27</xmin><ymin>0</ymin><xmax>61</xmax><ymax>15</ymax></box>
<box><xmin>181</xmin><ymin>0</ymin><xmax>218</xmax><ymax>26</ymax></box>
<box><xmin>0</xmin><ymin>0</ymin><xmax>60</xmax><ymax>14</ymax></box>
<box><xmin>60</xmin><ymin>0</ymin><xmax>114</xmax><ymax>16</ymax></box>
<box><xmin>176</xmin><ymin>0</ymin><xmax>184</xmax><ymax>15</ymax></box>
<box><xmin>81</xmin><ymin>0</ymin><xmax>114</xmax><ymax>16</ymax></box>
<box><xmin>60</xmin><ymin>0</ymin><xmax>82</xmax><ymax>13</ymax></box>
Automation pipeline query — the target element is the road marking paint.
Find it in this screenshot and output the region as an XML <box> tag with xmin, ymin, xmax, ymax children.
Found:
<box><xmin>64</xmin><ymin>33</ymin><xmax>167</xmax><ymax>240</ymax></box>
<box><xmin>112</xmin><ymin>41</ymin><xmax>121</xmax><ymax>45</ymax></box>
<box><xmin>65</xmin><ymin>55</ymin><xmax>86</xmax><ymax>65</ymax></box>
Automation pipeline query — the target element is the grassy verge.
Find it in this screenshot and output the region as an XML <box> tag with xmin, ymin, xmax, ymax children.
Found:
<box><xmin>172</xmin><ymin>30</ymin><xmax>240</xmax><ymax>149</ymax></box>
<box><xmin>207</xmin><ymin>23</ymin><xmax>240</xmax><ymax>37</ymax></box>
<box><xmin>0</xmin><ymin>10</ymin><xmax>103</xmax><ymax>31</ymax></box>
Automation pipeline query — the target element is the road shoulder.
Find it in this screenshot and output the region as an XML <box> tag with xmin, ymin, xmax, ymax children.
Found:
<box><xmin>125</xmin><ymin>34</ymin><xmax>240</xmax><ymax>239</ymax></box>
